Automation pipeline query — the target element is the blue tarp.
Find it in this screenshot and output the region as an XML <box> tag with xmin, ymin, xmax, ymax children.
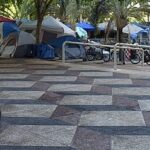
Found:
<box><xmin>49</xmin><ymin>35</ymin><xmax>85</xmax><ymax>59</ymax></box>
<box><xmin>76</xmin><ymin>22</ymin><xmax>95</xmax><ymax>31</ymax></box>
<box><xmin>3</xmin><ymin>22</ymin><xmax>19</xmax><ymax>38</ymax></box>
<box><xmin>36</xmin><ymin>44</ymin><xmax>55</xmax><ymax>59</ymax></box>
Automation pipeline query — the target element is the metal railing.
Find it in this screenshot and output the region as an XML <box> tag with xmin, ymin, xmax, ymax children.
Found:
<box><xmin>62</xmin><ymin>41</ymin><xmax>150</xmax><ymax>70</ymax></box>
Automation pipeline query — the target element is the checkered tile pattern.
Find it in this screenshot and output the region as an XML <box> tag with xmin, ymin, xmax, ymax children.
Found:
<box><xmin>0</xmin><ymin>59</ymin><xmax>150</xmax><ymax>150</ymax></box>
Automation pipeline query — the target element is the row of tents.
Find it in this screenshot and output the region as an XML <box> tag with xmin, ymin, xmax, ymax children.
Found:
<box><xmin>0</xmin><ymin>15</ymin><xmax>149</xmax><ymax>60</ymax></box>
<box><xmin>0</xmin><ymin>16</ymin><xmax>86</xmax><ymax>59</ymax></box>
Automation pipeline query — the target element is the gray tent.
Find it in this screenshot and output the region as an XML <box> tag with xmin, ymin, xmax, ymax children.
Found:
<box><xmin>0</xmin><ymin>31</ymin><xmax>36</xmax><ymax>58</ymax></box>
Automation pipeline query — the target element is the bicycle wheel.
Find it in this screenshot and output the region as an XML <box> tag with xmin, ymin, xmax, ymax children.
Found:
<box><xmin>103</xmin><ymin>54</ymin><xmax>110</xmax><ymax>62</ymax></box>
<box><xmin>130</xmin><ymin>54</ymin><xmax>141</xmax><ymax>64</ymax></box>
<box><xmin>95</xmin><ymin>52</ymin><xmax>103</xmax><ymax>60</ymax></box>
<box><xmin>86</xmin><ymin>54</ymin><xmax>95</xmax><ymax>61</ymax></box>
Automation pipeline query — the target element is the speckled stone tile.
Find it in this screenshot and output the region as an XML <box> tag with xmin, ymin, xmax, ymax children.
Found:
<box><xmin>40</xmin><ymin>91</ymin><xmax>63</xmax><ymax>104</ymax></box>
<box><xmin>0</xmin><ymin>81</ymin><xmax>35</xmax><ymax>88</ymax></box>
<box><xmin>94</xmin><ymin>79</ymin><xmax>132</xmax><ymax>85</ymax></box>
<box><xmin>91</xmin><ymin>85</ymin><xmax>112</xmax><ymax>95</ymax></box>
<box><xmin>60</xmin><ymin>95</ymin><xmax>112</xmax><ymax>105</ymax></box>
<box><xmin>0</xmin><ymin>74</ymin><xmax>29</xmax><ymax>79</ymax></box>
<box><xmin>0</xmin><ymin>91</ymin><xmax>45</xmax><ymax>100</ymax></box>
<box><xmin>0</xmin><ymin>68</ymin><xmax>24</xmax><ymax>73</ymax></box>
<box><xmin>79</xmin><ymin>111</ymin><xmax>145</xmax><ymax>126</ymax></box>
<box><xmin>48</xmin><ymin>84</ymin><xmax>92</xmax><ymax>92</ymax></box>
<box><xmin>113</xmin><ymin>95</ymin><xmax>140</xmax><ymax>111</ymax></box>
<box><xmin>2</xmin><ymin>104</ymin><xmax>57</xmax><ymax>117</ymax></box>
<box><xmin>112</xmin><ymin>135</ymin><xmax>150</xmax><ymax>150</ymax></box>
<box><xmin>0</xmin><ymin>125</ymin><xmax>77</xmax><ymax>146</ymax></box>
<box><xmin>72</xmin><ymin>127</ymin><xmax>111</xmax><ymax>150</ymax></box>
<box><xmin>51</xmin><ymin>106</ymin><xmax>81</xmax><ymax>125</ymax></box>
<box><xmin>40</xmin><ymin>76</ymin><xmax>77</xmax><ymax>82</ymax></box>
<box><xmin>75</xmin><ymin>77</ymin><xmax>94</xmax><ymax>84</ymax></box>
<box><xmin>139</xmin><ymin>100</ymin><xmax>150</xmax><ymax>111</ymax></box>
<box><xmin>113</xmin><ymin>87</ymin><xmax>150</xmax><ymax>95</ymax></box>
<box><xmin>33</xmin><ymin>70</ymin><xmax>66</xmax><ymax>75</ymax></box>
<box><xmin>113</xmin><ymin>73</ymin><xmax>129</xmax><ymax>78</ymax></box>
<box><xmin>132</xmin><ymin>79</ymin><xmax>150</xmax><ymax>86</ymax></box>
<box><xmin>31</xmin><ymin>82</ymin><xmax>51</xmax><ymax>91</ymax></box>
<box><xmin>79</xmin><ymin>72</ymin><xmax>113</xmax><ymax>77</ymax></box>
<box><xmin>142</xmin><ymin>111</ymin><xmax>150</xmax><ymax>126</ymax></box>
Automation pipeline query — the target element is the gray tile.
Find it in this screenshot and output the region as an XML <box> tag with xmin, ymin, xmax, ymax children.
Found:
<box><xmin>129</xmin><ymin>74</ymin><xmax>150</xmax><ymax>79</ymax></box>
<box><xmin>0</xmin><ymin>68</ymin><xmax>24</xmax><ymax>73</ymax></box>
<box><xmin>40</xmin><ymin>76</ymin><xmax>77</xmax><ymax>82</ymax></box>
<box><xmin>48</xmin><ymin>84</ymin><xmax>91</xmax><ymax>92</ymax></box>
<box><xmin>0</xmin><ymin>64</ymin><xmax>22</xmax><ymax>68</ymax></box>
<box><xmin>112</xmin><ymin>135</ymin><xmax>150</xmax><ymax>150</ymax></box>
<box><xmin>113</xmin><ymin>87</ymin><xmax>150</xmax><ymax>95</ymax></box>
<box><xmin>138</xmin><ymin>100</ymin><xmax>150</xmax><ymax>111</ymax></box>
<box><xmin>0</xmin><ymin>125</ymin><xmax>77</xmax><ymax>146</ymax></box>
<box><xmin>0</xmin><ymin>81</ymin><xmax>35</xmax><ymax>88</ymax></box>
<box><xmin>94</xmin><ymin>79</ymin><xmax>132</xmax><ymax>85</ymax></box>
<box><xmin>34</xmin><ymin>70</ymin><xmax>66</xmax><ymax>74</ymax></box>
<box><xmin>79</xmin><ymin>72</ymin><xmax>113</xmax><ymax>77</ymax></box>
<box><xmin>79</xmin><ymin>111</ymin><xmax>145</xmax><ymax>126</ymax></box>
<box><xmin>2</xmin><ymin>104</ymin><xmax>57</xmax><ymax>117</ymax></box>
<box><xmin>0</xmin><ymin>74</ymin><xmax>29</xmax><ymax>79</ymax></box>
<box><xmin>27</xmin><ymin>65</ymin><xmax>57</xmax><ymax>69</ymax></box>
<box><xmin>60</xmin><ymin>95</ymin><xmax>112</xmax><ymax>105</ymax></box>
<box><xmin>0</xmin><ymin>91</ymin><xmax>44</xmax><ymax>99</ymax></box>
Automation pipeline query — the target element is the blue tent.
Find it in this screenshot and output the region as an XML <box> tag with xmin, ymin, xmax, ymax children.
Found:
<box><xmin>0</xmin><ymin>22</ymin><xmax>19</xmax><ymax>42</ymax></box>
<box><xmin>49</xmin><ymin>35</ymin><xmax>86</xmax><ymax>59</ymax></box>
<box><xmin>76</xmin><ymin>22</ymin><xmax>95</xmax><ymax>31</ymax></box>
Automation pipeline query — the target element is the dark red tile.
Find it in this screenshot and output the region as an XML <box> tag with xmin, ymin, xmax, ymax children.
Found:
<box><xmin>76</xmin><ymin>77</ymin><xmax>93</xmax><ymax>84</ymax></box>
<box><xmin>31</xmin><ymin>81</ymin><xmax>50</xmax><ymax>91</ymax></box>
<box><xmin>91</xmin><ymin>85</ymin><xmax>112</xmax><ymax>95</ymax></box>
<box><xmin>40</xmin><ymin>91</ymin><xmax>63</xmax><ymax>104</ymax></box>
<box><xmin>132</xmin><ymin>79</ymin><xmax>150</xmax><ymax>86</ymax></box>
<box><xmin>65</xmin><ymin>70</ymin><xmax>80</xmax><ymax>76</ymax></box>
<box><xmin>112</xmin><ymin>95</ymin><xmax>140</xmax><ymax>110</ymax></box>
<box><xmin>26</xmin><ymin>74</ymin><xmax>43</xmax><ymax>81</ymax></box>
<box><xmin>72</xmin><ymin>127</ymin><xmax>111</xmax><ymax>150</ymax></box>
<box><xmin>51</xmin><ymin>106</ymin><xmax>81</xmax><ymax>125</ymax></box>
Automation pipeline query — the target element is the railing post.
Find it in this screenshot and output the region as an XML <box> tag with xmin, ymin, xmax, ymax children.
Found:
<box><xmin>114</xmin><ymin>43</ymin><xmax>118</xmax><ymax>70</ymax></box>
<box><xmin>62</xmin><ymin>41</ymin><xmax>66</xmax><ymax>63</ymax></box>
<box><xmin>142</xmin><ymin>48</ymin><xmax>144</xmax><ymax>66</ymax></box>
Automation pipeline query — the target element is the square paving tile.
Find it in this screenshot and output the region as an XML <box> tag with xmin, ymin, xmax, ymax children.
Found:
<box><xmin>138</xmin><ymin>100</ymin><xmax>150</xmax><ymax>111</ymax></box>
<box><xmin>79</xmin><ymin>72</ymin><xmax>113</xmax><ymax>77</ymax></box>
<box><xmin>112</xmin><ymin>135</ymin><xmax>150</xmax><ymax>150</ymax></box>
<box><xmin>113</xmin><ymin>87</ymin><xmax>150</xmax><ymax>95</ymax></box>
<box><xmin>94</xmin><ymin>79</ymin><xmax>132</xmax><ymax>85</ymax></box>
<box><xmin>40</xmin><ymin>76</ymin><xmax>77</xmax><ymax>82</ymax></box>
<box><xmin>79</xmin><ymin>111</ymin><xmax>145</xmax><ymax>126</ymax></box>
<box><xmin>0</xmin><ymin>91</ymin><xmax>45</xmax><ymax>99</ymax></box>
<box><xmin>1</xmin><ymin>104</ymin><xmax>57</xmax><ymax>117</ymax></box>
<box><xmin>34</xmin><ymin>70</ymin><xmax>66</xmax><ymax>74</ymax></box>
<box><xmin>48</xmin><ymin>84</ymin><xmax>92</xmax><ymax>92</ymax></box>
<box><xmin>60</xmin><ymin>95</ymin><xmax>112</xmax><ymax>105</ymax></box>
<box><xmin>129</xmin><ymin>74</ymin><xmax>150</xmax><ymax>79</ymax></box>
<box><xmin>0</xmin><ymin>74</ymin><xmax>29</xmax><ymax>79</ymax></box>
<box><xmin>0</xmin><ymin>125</ymin><xmax>77</xmax><ymax>146</ymax></box>
<box><xmin>0</xmin><ymin>81</ymin><xmax>35</xmax><ymax>88</ymax></box>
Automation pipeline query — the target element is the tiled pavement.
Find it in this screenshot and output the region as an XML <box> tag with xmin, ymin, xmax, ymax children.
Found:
<box><xmin>0</xmin><ymin>59</ymin><xmax>150</xmax><ymax>150</ymax></box>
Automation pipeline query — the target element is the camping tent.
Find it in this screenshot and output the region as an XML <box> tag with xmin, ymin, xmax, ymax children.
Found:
<box><xmin>56</xmin><ymin>19</ymin><xmax>75</xmax><ymax>36</ymax></box>
<box><xmin>0</xmin><ymin>22</ymin><xmax>19</xmax><ymax>43</ymax></box>
<box><xmin>0</xmin><ymin>31</ymin><xmax>36</xmax><ymax>58</ymax></box>
<box><xmin>20</xmin><ymin>16</ymin><xmax>64</xmax><ymax>43</ymax></box>
<box><xmin>0</xmin><ymin>16</ymin><xmax>15</xmax><ymax>23</ymax></box>
<box><xmin>97</xmin><ymin>22</ymin><xmax>117</xmax><ymax>31</ymax></box>
<box><xmin>49</xmin><ymin>35</ymin><xmax>86</xmax><ymax>59</ymax></box>
<box><xmin>123</xmin><ymin>23</ymin><xmax>144</xmax><ymax>34</ymax></box>
<box><xmin>76</xmin><ymin>22</ymin><xmax>95</xmax><ymax>31</ymax></box>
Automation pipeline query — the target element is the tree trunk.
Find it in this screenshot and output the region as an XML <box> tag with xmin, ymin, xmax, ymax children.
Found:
<box><xmin>36</xmin><ymin>18</ymin><xmax>43</xmax><ymax>44</ymax></box>
<box><xmin>117</xmin><ymin>27</ymin><xmax>125</xmax><ymax>64</ymax></box>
